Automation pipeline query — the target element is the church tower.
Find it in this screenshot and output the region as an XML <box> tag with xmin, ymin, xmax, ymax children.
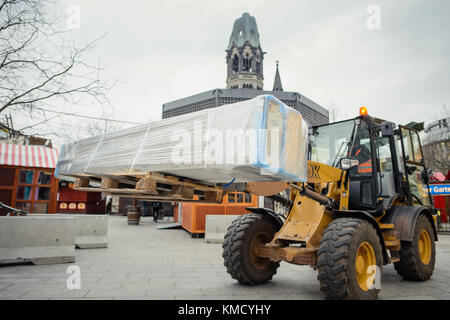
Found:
<box><xmin>272</xmin><ymin>61</ymin><xmax>283</xmax><ymax>91</ymax></box>
<box><xmin>226</xmin><ymin>13</ymin><xmax>264</xmax><ymax>90</ymax></box>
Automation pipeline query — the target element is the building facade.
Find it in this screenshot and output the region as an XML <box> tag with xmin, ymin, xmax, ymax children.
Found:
<box><xmin>162</xmin><ymin>12</ymin><xmax>329</xmax><ymax>127</ymax></box>
<box><xmin>423</xmin><ymin>117</ymin><xmax>450</xmax><ymax>175</ymax></box>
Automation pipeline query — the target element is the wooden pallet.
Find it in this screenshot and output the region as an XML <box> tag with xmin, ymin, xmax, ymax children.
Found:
<box><xmin>72</xmin><ymin>171</ymin><xmax>224</xmax><ymax>203</ymax></box>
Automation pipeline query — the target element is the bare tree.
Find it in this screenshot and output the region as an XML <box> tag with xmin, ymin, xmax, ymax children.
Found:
<box><xmin>442</xmin><ymin>104</ymin><xmax>450</xmax><ymax>118</ymax></box>
<box><xmin>0</xmin><ymin>0</ymin><xmax>111</xmax><ymax>116</ymax></box>
<box><xmin>11</xmin><ymin>106</ymin><xmax>125</xmax><ymax>144</ymax></box>
<box><xmin>328</xmin><ymin>99</ymin><xmax>341</xmax><ymax>122</ymax></box>
<box><xmin>84</xmin><ymin>116</ymin><xmax>122</xmax><ymax>138</ymax></box>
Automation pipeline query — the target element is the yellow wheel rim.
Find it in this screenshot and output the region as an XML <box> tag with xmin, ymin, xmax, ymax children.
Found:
<box><xmin>355</xmin><ymin>241</ymin><xmax>377</xmax><ymax>291</ymax></box>
<box><xmin>419</xmin><ymin>229</ymin><xmax>432</xmax><ymax>265</ymax></box>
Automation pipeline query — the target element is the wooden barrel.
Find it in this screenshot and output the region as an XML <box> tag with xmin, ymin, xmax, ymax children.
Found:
<box><xmin>127</xmin><ymin>206</ymin><xmax>141</xmax><ymax>225</ymax></box>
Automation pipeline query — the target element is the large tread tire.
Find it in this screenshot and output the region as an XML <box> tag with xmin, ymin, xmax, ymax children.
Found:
<box><xmin>317</xmin><ymin>218</ymin><xmax>383</xmax><ymax>300</ymax></box>
<box><xmin>222</xmin><ymin>213</ymin><xmax>280</xmax><ymax>285</ymax></box>
<box><xmin>394</xmin><ymin>214</ymin><xmax>436</xmax><ymax>281</ymax></box>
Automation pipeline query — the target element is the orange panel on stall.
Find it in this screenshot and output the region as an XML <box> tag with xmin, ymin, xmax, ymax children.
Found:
<box><xmin>195</xmin><ymin>206</ymin><xmax>226</xmax><ymax>233</ymax></box>
<box><xmin>181</xmin><ymin>204</ymin><xmax>193</xmax><ymax>233</ymax></box>
<box><xmin>180</xmin><ymin>192</ymin><xmax>258</xmax><ymax>235</ymax></box>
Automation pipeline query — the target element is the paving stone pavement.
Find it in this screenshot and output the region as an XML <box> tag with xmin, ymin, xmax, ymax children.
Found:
<box><xmin>0</xmin><ymin>215</ymin><xmax>449</xmax><ymax>300</ymax></box>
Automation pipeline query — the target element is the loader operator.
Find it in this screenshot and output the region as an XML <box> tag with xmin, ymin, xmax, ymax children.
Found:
<box><xmin>351</xmin><ymin>141</ymin><xmax>372</xmax><ymax>175</ymax></box>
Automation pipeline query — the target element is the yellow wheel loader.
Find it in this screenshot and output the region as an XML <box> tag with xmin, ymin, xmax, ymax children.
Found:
<box><xmin>222</xmin><ymin>109</ymin><xmax>438</xmax><ymax>300</ymax></box>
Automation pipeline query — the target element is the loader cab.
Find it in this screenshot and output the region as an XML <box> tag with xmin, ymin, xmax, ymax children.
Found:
<box><xmin>309</xmin><ymin>113</ymin><xmax>433</xmax><ymax>217</ymax></box>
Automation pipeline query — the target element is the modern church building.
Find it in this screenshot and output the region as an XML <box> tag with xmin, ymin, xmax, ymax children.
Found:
<box><xmin>162</xmin><ymin>12</ymin><xmax>329</xmax><ymax>127</ymax></box>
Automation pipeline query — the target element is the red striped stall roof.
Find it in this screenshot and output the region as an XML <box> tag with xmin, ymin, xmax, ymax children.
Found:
<box><xmin>0</xmin><ymin>143</ymin><xmax>59</xmax><ymax>169</ymax></box>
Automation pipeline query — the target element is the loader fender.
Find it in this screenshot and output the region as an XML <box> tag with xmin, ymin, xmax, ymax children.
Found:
<box><xmin>381</xmin><ymin>206</ymin><xmax>438</xmax><ymax>242</ymax></box>
<box><xmin>245</xmin><ymin>207</ymin><xmax>284</xmax><ymax>228</ymax></box>
<box><xmin>332</xmin><ymin>210</ymin><xmax>389</xmax><ymax>265</ymax></box>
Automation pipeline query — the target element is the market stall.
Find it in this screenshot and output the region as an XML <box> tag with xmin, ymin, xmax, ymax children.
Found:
<box><xmin>0</xmin><ymin>143</ymin><xmax>59</xmax><ymax>215</ymax></box>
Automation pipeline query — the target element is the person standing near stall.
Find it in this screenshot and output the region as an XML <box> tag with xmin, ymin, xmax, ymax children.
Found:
<box><xmin>152</xmin><ymin>201</ymin><xmax>163</xmax><ymax>222</ymax></box>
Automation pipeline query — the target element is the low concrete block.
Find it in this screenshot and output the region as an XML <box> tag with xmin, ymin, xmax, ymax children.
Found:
<box><xmin>34</xmin><ymin>214</ymin><xmax>108</xmax><ymax>249</ymax></box>
<box><xmin>0</xmin><ymin>216</ymin><xmax>76</xmax><ymax>265</ymax></box>
<box><xmin>74</xmin><ymin>214</ymin><xmax>108</xmax><ymax>249</ymax></box>
<box><xmin>205</xmin><ymin>215</ymin><xmax>241</xmax><ymax>243</ymax></box>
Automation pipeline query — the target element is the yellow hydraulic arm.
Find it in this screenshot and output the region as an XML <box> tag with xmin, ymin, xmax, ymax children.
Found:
<box><xmin>244</xmin><ymin>161</ymin><xmax>351</xmax><ymax>266</ymax></box>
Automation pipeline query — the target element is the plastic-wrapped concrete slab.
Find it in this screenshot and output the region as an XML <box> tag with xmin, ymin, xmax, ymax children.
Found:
<box><xmin>0</xmin><ymin>216</ymin><xmax>76</xmax><ymax>265</ymax></box>
<box><xmin>33</xmin><ymin>214</ymin><xmax>108</xmax><ymax>249</ymax></box>
<box><xmin>56</xmin><ymin>95</ymin><xmax>309</xmax><ymax>183</ymax></box>
<box><xmin>205</xmin><ymin>215</ymin><xmax>241</xmax><ymax>243</ymax></box>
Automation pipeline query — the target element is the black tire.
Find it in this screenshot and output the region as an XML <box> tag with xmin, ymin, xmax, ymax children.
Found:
<box><xmin>222</xmin><ymin>213</ymin><xmax>280</xmax><ymax>285</ymax></box>
<box><xmin>317</xmin><ymin>218</ymin><xmax>383</xmax><ymax>300</ymax></box>
<box><xmin>394</xmin><ymin>214</ymin><xmax>436</xmax><ymax>281</ymax></box>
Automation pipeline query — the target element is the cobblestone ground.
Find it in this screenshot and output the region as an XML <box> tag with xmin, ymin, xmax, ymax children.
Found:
<box><xmin>0</xmin><ymin>215</ymin><xmax>449</xmax><ymax>300</ymax></box>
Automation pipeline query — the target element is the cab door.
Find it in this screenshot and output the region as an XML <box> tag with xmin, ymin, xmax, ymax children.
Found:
<box><xmin>348</xmin><ymin>120</ymin><xmax>379</xmax><ymax>213</ymax></box>
<box><xmin>397</xmin><ymin>126</ymin><xmax>432</xmax><ymax>206</ymax></box>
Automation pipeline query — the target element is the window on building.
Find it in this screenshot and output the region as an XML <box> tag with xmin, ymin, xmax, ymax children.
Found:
<box><xmin>256</xmin><ymin>62</ymin><xmax>261</xmax><ymax>74</ymax></box>
<box><xmin>35</xmin><ymin>187</ymin><xmax>50</xmax><ymax>201</ymax></box>
<box><xmin>232</xmin><ymin>55</ymin><xmax>239</xmax><ymax>73</ymax></box>
<box><xmin>17</xmin><ymin>186</ymin><xmax>32</xmax><ymax>200</ymax></box>
<box><xmin>33</xmin><ymin>202</ymin><xmax>48</xmax><ymax>213</ymax></box>
<box><xmin>19</xmin><ymin>170</ymin><xmax>34</xmax><ymax>184</ymax></box>
<box><xmin>243</xmin><ymin>56</ymin><xmax>251</xmax><ymax>72</ymax></box>
<box><xmin>38</xmin><ymin>171</ymin><xmax>52</xmax><ymax>185</ymax></box>
<box><xmin>14</xmin><ymin>167</ymin><xmax>55</xmax><ymax>213</ymax></box>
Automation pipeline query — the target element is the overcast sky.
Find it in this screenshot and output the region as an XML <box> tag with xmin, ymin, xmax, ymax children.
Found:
<box><xmin>18</xmin><ymin>0</ymin><xmax>449</xmax><ymax>146</ymax></box>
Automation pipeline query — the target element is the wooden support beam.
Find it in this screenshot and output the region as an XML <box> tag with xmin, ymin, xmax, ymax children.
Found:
<box><xmin>171</xmin><ymin>185</ymin><xmax>194</xmax><ymax>199</ymax></box>
<box><xmin>135</xmin><ymin>175</ymin><xmax>157</xmax><ymax>192</ymax></box>
<box><xmin>101</xmin><ymin>177</ymin><xmax>119</xmax><ymax>189</ymax></box>
<box><xmin>74</xmin><ymin>177</ymin><xmax>90</xmax><ymax>188</ymax></box>
<box><xmin>204</xmin><ymin>190</ymin><xmax>223</xmax><ymax>203</ymax></box>
<box><xmin>74</xmin><ymin>187</ymin><xmax>157</xmax><ymax>195</ymax></box>
<box><xmin>69</xmin><ymin>171</ymin><xmax>224</xmax><ymax>204</ymax></box>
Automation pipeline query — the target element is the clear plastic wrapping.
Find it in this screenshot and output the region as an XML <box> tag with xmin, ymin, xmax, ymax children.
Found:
<box><xmin>56</xmin><ymin>95</ymin><xmax>309</xmax><ymax>183</ymax></box>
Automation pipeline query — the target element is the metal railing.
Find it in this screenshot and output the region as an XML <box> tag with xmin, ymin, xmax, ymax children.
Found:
<box><xmin>0</xmin><ymin>202</ymin><xmax>28</xmax><ymax>216</ymax></box>
<box><xmin>437</xmin><ymin>208</ymin><xmax>450</xmax><ymax>233</ymax></box>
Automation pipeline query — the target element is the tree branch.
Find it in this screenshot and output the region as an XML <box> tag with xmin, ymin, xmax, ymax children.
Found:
<box><xmin>0</xmin><ymin>0</ymin><xmax>112</xmax><ymax>116</ymax></box>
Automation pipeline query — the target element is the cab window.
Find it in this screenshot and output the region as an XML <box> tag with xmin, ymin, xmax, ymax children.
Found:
<box><xmin>376</xmin><ymin>135</ymin><xmax>393</xmax><ymax>172</ymax></box>
<box><xmin>410</xmin><ymin>131</ymin><xmax>423</xmax><ymax>163</ymax></box>
<box><xmin>350</xmin><ymin>121</ymin><xmax>373</xmax><ymax>176</ymax></box>
<box><xmin>401</xmin><ymin>128</ymin><xmax>415</xmax><ymax>162</ymax></box>
<box><xmin>395</xmin><ymin>135</ymin><xmax>405</xmax><ymax>173</ymax></box>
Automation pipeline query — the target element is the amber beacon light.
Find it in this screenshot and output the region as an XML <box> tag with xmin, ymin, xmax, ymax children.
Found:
<box><xmin>359</xmin><ymin>106</ymin><xmax>368</xmax><ymax>116</ymax></box>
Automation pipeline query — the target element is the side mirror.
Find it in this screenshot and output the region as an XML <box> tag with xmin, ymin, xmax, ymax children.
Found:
<box><xmin>340</xmin><ymin>157</ymin><xmax>359</xmax><ymax>170</ymax></box>
<box><xmin>381</xmin><ymin>122</ymin><xmax>394</xmax><ymax>137</ymax></box>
